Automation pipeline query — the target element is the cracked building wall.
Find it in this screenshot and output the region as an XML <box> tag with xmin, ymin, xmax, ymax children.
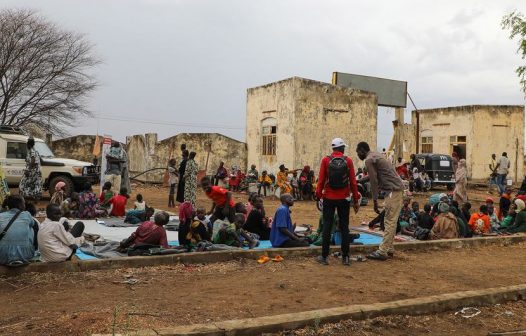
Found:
<box><xmin>126</xmin><ymin>133</ymin><xmax>247</xmax><ymax>182</ymax></box>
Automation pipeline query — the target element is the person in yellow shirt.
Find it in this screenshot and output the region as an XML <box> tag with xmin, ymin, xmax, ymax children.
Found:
<box><xmin>277</xmin><ymin>164</ymin><xmax>292</xmax><ymax>194</ymax></box>
<box><xmin>258</xmin><ymin>170</ymin><xmax>273</xmax><ymax>197</ymax></box>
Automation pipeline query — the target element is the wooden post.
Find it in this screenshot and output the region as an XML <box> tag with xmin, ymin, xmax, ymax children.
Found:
<box><xmin>394</xmin><ymin>108</ymin><xmax>404</xmax><ymax>160</ymax></box>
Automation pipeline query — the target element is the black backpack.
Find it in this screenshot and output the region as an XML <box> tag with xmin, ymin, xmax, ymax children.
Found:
<box><xmin>327</xmin><ymin>155</ymin><xmax>349</xmax><ymax>189</ymax></box>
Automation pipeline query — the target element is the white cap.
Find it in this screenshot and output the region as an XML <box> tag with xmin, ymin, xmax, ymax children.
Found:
<box><xmin>331</xmin><ymin>138</ymin><xmax>347</xmax><ymax>148</ymax></box>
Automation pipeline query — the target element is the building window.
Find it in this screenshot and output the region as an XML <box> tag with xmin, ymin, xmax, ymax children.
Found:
<box><xmin>421</xmin><ymin>136</ymin><xmax>433</xmax><ymax>153</ymax></box>
<box><xmin>261</xmin><ymin>119</ymin><xmax>277</xmax><ymax>156</ymax></box>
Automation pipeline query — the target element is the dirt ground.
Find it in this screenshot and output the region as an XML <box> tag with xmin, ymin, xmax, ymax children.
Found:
<box><xmin>1</xmin><ymin>185</ymin><xmax>515</xmax><ymax>336</ymax></box>
<box><xmin>1</xmin><ymin>243</ymin><xmax>526</xmax><ymax>335</ymax></box>
<box><xmin>279</xmin><ymin>301</ymin><xmax>526</xmax><ymax>336</ymax></box>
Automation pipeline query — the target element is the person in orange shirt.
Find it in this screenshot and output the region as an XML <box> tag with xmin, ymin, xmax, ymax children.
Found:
<box><xmin>468</xmin><ymin>205</ymin><xmax>491</xmax><ymax>235</ymax></box>
<box><xmin>276</xmin><ymin>164</ymin><xmax>292</xmax><ymax>194</ymax></box>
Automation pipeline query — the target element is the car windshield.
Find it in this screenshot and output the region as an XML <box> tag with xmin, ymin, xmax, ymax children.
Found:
<box><xmin>34</xmin><ymin>141</ymin><xmax>55</xmax><ymax>158</ymax></box>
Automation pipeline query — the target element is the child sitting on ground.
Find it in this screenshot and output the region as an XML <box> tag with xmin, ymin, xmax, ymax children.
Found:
<box><xmin>187</xmin><ymin>207</ymin><xmax>211</xmax><ymax>246</ymax></box>
<box><xmin>417</xmin><ymin>204</ymin><xmax>435</xmax><ymax>230</ymax></box>
<box><xmin>108</xmin><ymin>187</ymin><xmax>130</xmax><ymax>217</ymax></box>
<box><xmin>134</xmin><ymin>194</ymin><xmax>146</xmax><ymax>211</ymax></box>
<box><xmin>124</xmin><ymin>206</ymin><xmax>155</xmax><ymax>224</ymax></box>
<box><xmin>487</xmin><ymin>204</ymin><xmax>500</xmax><ymax>232</ymax></box>
<box><xmin>290</xmin><ymin>171</ymin><xmax>300</xmax><ymax>200</ymax></box>
<box><xmin>61</xmin><ymin>192</ymin><xmax>80</xmax><ymax>218</ymax></box>
<box><xmin>468</xmin><ymin>205</ymin><xmax>491</xmax><ymax>235</ymax></box>
<box><xmin>398</xmin><ymin>197</ymin><xmax>417</xmax><ymax>235</ymax></box>
<box><xmin>99</xmin><ymin>182</ymin><xmax>114</xmax><ymax>210</ymax></box>
<box><xmin>213</xmin><ymin>213</ymin><xmax>258</xmax><ymax>249</ymax></box>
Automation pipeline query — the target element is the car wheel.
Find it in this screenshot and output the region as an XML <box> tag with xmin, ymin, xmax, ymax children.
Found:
<box><xmin>48</xmin><ymin>176</ymin><xmax>74</xmax><ymax>197</ymax></box>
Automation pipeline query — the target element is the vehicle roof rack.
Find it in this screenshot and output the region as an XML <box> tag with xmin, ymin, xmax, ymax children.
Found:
<box><xmin>0</xmin><ymin>125</ymin><xmax>25</xmax><ymax>135</ymax></box>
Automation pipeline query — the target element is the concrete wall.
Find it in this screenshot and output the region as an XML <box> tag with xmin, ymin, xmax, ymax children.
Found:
<box><xmin>409</xmin><ymin>105</ymin><xmax>525</xmax><ymax>181</ymax></box>
<box><xmin>247</xmin><ymin>77</ymin><xmax>377</xmax><ymax>175</ymax></box>
<box><xmin>126</xmin><ymin>133</ymin><xmax>247</xmax><ymax>182</ymax></box>
<box><xmin>51</xmin><ymin>133</ymin><xmax>246</xmax><ymax>183</ymax></box>
<box><xmin>401</xmin><ymin>123</ymin><xmax>416</xmax><ymax>161</ymax></box>
<box><xmin>51</xmin><ymin>135</ymin><xmax>100</xmax><ymax>163</ymax></box>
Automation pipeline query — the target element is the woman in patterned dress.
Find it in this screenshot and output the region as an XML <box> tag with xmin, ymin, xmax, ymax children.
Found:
<box><xmin>19</xmin><ymin>138</ymin><xmax>42</xmax><ymax>200</ymax></box>
<box><xmin>184</xmin><ymin>151</ymin><xmax>198</xmax><ymax>207</ymax></box>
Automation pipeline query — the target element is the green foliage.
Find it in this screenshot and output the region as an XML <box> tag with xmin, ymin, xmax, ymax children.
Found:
<box><xmin>502</xmin><ymin>11</ymin><xmax>526</xmax><ymax>95</ymax></box>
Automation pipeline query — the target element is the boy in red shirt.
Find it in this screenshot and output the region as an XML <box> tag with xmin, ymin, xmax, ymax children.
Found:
<box><xmin>201</xmin><ymin>176</ymin><xmax>235</xmax><ymax>224</ymax></box>
<box><xmin>109</xmin><ymin>187</ymin><xmax>129</xmax><ymax>217</ymax></box>
<box><xmin>468</xmin><ymin>204</ymin><xmax>491</xmax><ymax>235</ymax></box>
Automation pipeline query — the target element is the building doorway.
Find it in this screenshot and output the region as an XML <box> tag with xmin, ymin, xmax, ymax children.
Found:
<box><xmin>450</xmin><ymin>136</ymin><xmax>467</xmax><ymax>159</ymax></box>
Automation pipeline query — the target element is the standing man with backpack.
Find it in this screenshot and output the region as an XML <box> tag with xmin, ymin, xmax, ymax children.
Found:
<box><xmin>356</xmin><ymin>142</ymin><xmax>404</xmax><ymax>261</ymax></box>
<box><xmin>315</xmin><ymin>138</ymin><xmax>360</xmax><ymax>266</ymax></box>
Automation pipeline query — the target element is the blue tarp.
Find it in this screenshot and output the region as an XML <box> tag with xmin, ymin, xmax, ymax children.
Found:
<box><xmin>76</xmin><ymin>233</ymin><xmax>382</xmax><ymax>260</ymax></box>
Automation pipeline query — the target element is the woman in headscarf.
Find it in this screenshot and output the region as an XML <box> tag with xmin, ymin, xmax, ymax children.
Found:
<box><xmin>19</xmin><ymin>137</ymin><xmax>42</xmax><ymax>201</ymax></box>
<box><xmin>176</xmin><ymin>150</ymin><xmax>189</xmax><ymax>204</ymax></box>
<box><xmin>503</xmin><ymin>199</ymin><xmax>526</xmax><ymax>234</ymax></box>
<box><xmin>453</xmin><ymin>159</ymin><xmax>468</xmax><ymax>204</ymax></box>
<box><xmin>184</xmin><ymin>152</ymin><xmax>198</xmax><ymax>207</ymax></box>
<box><xmin>50</xmin><ymin>181</ymin><xmax>66</xmax><ymax>206</ymax></box>
<box><xmin>430</xmin><ymin>203</ymin><xmax>459</xmax><ymax>240</ymax></box>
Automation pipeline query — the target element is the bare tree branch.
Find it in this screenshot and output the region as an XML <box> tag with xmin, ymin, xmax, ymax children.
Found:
<box><xmin>0</xmin><ymin>9</ymin><xmax>100</xmax><ymax>136</ymax></box>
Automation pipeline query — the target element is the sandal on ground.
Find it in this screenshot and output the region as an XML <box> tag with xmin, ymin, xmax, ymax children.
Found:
<box><xmin>271</xmin><ymin>255</ymin><xmax>284</xmax><ymax>262</ymax></box>
<box><xmin>257</xmin><ymin>256</ymin><xmax>271</xmax><ymax>264</ymax></box>
<box><xmin>366</xmin><ymin>250</ymin><xmax>388</xmax><ymax>261</ymax></box>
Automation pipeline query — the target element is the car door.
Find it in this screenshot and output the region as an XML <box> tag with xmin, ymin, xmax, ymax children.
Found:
<box><xmin>4</xmin><ymin>141</ymin><xmax>27</xmax><ymax>185</ymax></box>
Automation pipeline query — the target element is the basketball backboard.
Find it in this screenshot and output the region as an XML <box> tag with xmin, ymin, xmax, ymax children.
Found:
<box><xmin>332</xmin><ymin>72</ymin><xmax>407</xmax><ymax>108</ymax></box>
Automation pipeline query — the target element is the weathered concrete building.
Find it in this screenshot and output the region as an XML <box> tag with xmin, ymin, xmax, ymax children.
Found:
<box><xmin>246</xmin><ymin>77</ymin><xmax>378</xmax><ymax>175</ymax></box>
<box><xmin>126</xmin><ymin>133</ymin><xmax>246</xmax><ymax>182</ymax></box>
<box><xmin>401</xmin><ymin>105</ymin><xmax>525</xmax><ymax>181</ymax></box>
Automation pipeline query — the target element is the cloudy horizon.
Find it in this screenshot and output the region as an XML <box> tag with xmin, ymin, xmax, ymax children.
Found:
<box><xmin>1</xmin><ymin>0</ymin><xmax>525</xmax><ymax>148</ymax></box>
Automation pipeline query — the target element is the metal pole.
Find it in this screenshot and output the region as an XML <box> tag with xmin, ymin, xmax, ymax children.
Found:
<box><xmin>408</xmin><ymin>93</ymin><xmax>420</xmax><ymax>154</ymax></box>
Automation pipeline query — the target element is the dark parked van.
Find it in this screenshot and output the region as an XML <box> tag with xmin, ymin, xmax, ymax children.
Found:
<box><xmin>416</xmin><ymin>154</ymin><xmax>455</xmax><ymax>190</ymax></box>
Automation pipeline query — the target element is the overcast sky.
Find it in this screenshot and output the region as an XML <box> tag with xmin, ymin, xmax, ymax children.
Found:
<box><xmin>1</xmin><ymin>0</ymin><xmax>525</xmax><ymax>148</ymax></box>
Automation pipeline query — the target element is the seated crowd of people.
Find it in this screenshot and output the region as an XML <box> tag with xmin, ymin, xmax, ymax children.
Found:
<box><xmin>3</xmin><ymin>169</ymin><xmax>526</xmax><ymax>266</ymax></box>
<box><xmin>367</xmin><ymin>188</ymin><xmax>526</xmax><ymax>241</ymax></box>
<box><xmin>215</xmin><ymin>163</ymin><xmax>317</xmax><ymax>201</ymax></box>
<box><xmin>175</xmin><ymin>177</ymin><xmax>310</xmax><ymax>250</ymax></box>
<box><xmin>0</xmin><ymin>181</ymin><xmax>162</xmax><ymax>266</ymax></box>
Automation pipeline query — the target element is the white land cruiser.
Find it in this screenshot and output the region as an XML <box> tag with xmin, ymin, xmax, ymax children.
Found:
<box><xmin>0</xmin><ymin>127</ymin><xmax>100</xmax><ymax>196</ymax></box>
